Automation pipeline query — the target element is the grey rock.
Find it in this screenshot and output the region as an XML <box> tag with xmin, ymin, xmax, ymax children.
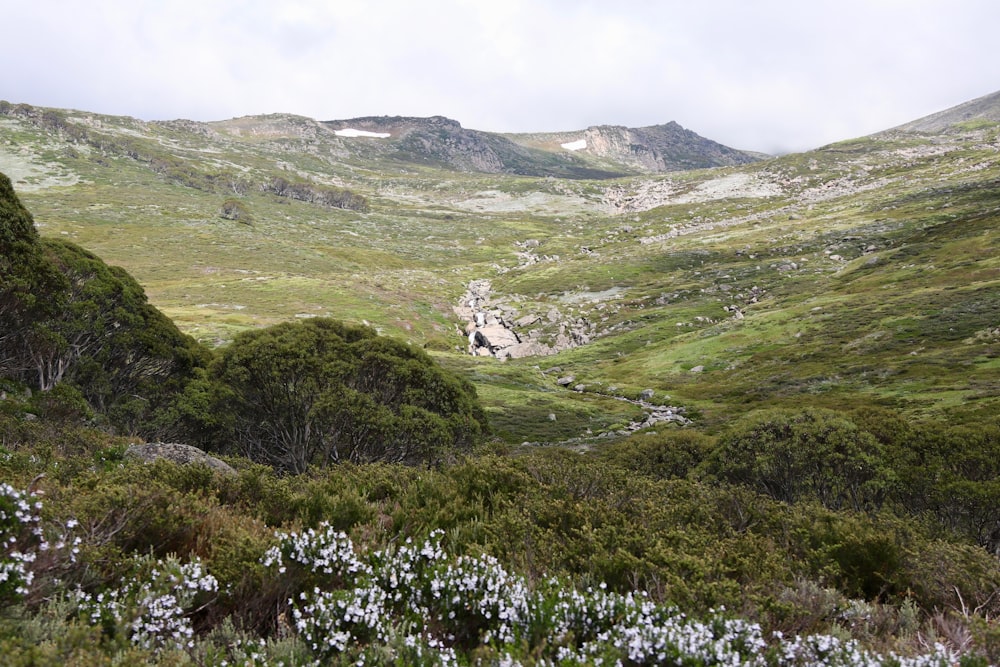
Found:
<box><xmin>506</xmin><ymin>340</ymin><xmax>553</xmax><ymax>359</ymax></box>
<box><xmin>126</xmin><ymin>443</ymin><xmax>237</xmax><ymax>476</ymax></box>
<box><xmin>478</xmin><ymin>324</ymin><xmax>520</xmax><ymax>350</ymax></box>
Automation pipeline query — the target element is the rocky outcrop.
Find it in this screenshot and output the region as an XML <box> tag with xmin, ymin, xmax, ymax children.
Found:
<box><xmin>456</xmin><ymin>278</ymin><xmax>600</xmax><ymax>360</ymax></box>
<box><xmin>125</xmin><ymin>443</ymin><xmax>237</xmax><ymax>477</ymax></box>
<box><xmin>511</xmin><ymin>122</ymin><xmax>763</xmax><ymax>175</ymax></box>
<box><xmin>319</xmin><ymin>115</ymin><xmax>760</xmax><ymax>178</ymax></box>
<box><xmin>322</xmin><ymin>115</ymin><xmax>622</xmax><ymax>178</ymax></box>
<box><xmin>621</xmin><ymin>395</ymin><xmax>691</xmax><ymax>430</ymax></box>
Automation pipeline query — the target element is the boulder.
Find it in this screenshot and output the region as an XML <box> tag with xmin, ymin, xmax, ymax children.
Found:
<box><xmin>506</xmin><ymin>340</ymin><xmax>553</xmax><ymax>359</ymax></box>
<box><xmin>478</xmin><ymin>324</ymin><xmax>520</xmax><ymax>350</ymax></box>
<box><xmin>125</xmin><ymin>443</ymin><xmax>237</xmax><ymax>477</ymax></box>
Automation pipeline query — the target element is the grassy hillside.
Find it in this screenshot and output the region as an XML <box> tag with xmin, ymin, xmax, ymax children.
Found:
<box><xmin>2</xmin><ymin>102</ymin><xmax>997</xmax><ymax>442</ymax></box>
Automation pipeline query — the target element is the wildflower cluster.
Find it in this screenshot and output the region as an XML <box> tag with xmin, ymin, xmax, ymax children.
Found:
<box><xmin>264</xmin><ymin>524</ymin><xmax>959</xmax><ymax>666</ymax></box>
<box><xmin>0</xmin><ymin>482</ymin><xmax>45</xmax><ymax>601</ymax></box>
<box><xmin>75</xmin><ymin>555</ymin><xmax>218</xmax><ymax>652</ymax></box>
<box><xmin>0</xmin><ymin>485</ymin><xmax>971</xmax><ymax>665</ymax></box>
<box><xmin>776</xmin><ymin>632</ymin><xmax>954</xmax><ymax>667</ymax></box>
<box><xmin>263</xmin><ymin>523</ymin><xmax>372</xmax><ymax>583</ymax></box>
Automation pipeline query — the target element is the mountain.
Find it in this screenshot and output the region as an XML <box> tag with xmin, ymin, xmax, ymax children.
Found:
<box><xmin>506</xmin><ymin>121</ymin><xmax>763</xmax><ymax>172</ymax></box>
<box><xmin>213</xmin><ymin>112</ymin><xmax>763</xmax><ymax>178</ymax></box>
<box><xmin>886</xmin><ymin>89</ymin><xmax>1000</xmax><ymax>134</ymax></box>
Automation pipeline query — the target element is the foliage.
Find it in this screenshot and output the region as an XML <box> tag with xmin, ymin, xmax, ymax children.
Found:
<box><xmin>218</xmin><ymin>197</ymin><xmax>252</xmax><ymax>224</ymax></box>
<box><xmin>0</xmin><ymin>424</ymin><xmax>997</xmax><ymax>664</ymax></box>
<box><xmin>0</xmin><ymin>482</ymin><xmax>46</xmax><ymax>604</ymax></box>
<box><xmin>74</xmin><ymin>554</ymin><xmax>218</xmax><ymax>652</ymax></box>
<box><xmin>0</xmin><ymin>176</ymin><xmax>211</xmax><ymax>436</ymax></box>
<box><xmin>263</xmin><ymin>524</ymin><xmax>956</xmax><ymax>666</ymax></box>
<box><xmin>0</xmin><ymin>173</ymin><xmax>40</xmax><ymax>246</ymax></box>
<box><xmin>206</xmin><ymin>318</ymin><xmax>487</xmax><ymax>472</ymax></box>
<box><xmin>705</xmin><ymin>409</ymin><xmax>894</xmax><ymax>512</ymax></box>
<box><xmin>0</xmin><ymin>482</ymin><xmax>969</xmax><ymax>665</ymax></box>
<box><xmin>0</xmin><ymin>174</ymin><xmax>69</xmax><ymax>380</ymax></box>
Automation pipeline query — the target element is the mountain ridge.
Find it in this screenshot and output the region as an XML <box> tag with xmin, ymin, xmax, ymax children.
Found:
<box><xmin>0</xmin><ymin>100</ymin><xmax>761</xmax><ymax>179</ymax></box>
<box><xmin>887</xmin><ymin>89</ymin><xmax>1000</xmax><ymax>134</ymax></box>
<box><xmin>317</xmin><ymin>113</ymin><xmax>765</xmax><ymax>176</ymax></box>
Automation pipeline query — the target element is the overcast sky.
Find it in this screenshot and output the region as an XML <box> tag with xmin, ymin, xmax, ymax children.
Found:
<box><xmin>4</xmin><ymin>0</ymin><xmax>998</xmax><ymax>154</ymax></box>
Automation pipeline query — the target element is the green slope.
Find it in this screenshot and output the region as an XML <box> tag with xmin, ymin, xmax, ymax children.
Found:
<box><xmin>1</xmin><ymin>100</ymin><xmax>998</xmax><ymax>441</ymax></box>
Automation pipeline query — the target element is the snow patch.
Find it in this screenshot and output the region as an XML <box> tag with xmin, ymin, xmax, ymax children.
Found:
<box><xmin>335</xmin><ymin>128</ymin><xmax>391</xmax><ymax>138</ymax></box>
<box><xmin>561</xmin><ymin>139</ymin><xmax>587</xmax><ymax>151</ymax></box>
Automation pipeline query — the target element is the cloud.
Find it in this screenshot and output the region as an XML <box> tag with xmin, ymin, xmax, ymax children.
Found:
<box><xmin>4</xmin><ymin>0</ymin><xmax>999</xmax><ymax>153</ymax></box>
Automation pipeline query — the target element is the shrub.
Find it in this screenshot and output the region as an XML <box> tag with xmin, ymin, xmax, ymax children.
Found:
<box><xmin>218</xmin><ymin>198</ymin><xmax>252</xmax><ymax>224</ymax></box>
<box><xmin>208</xmin><ymin>318</ymin><xmax>487</xmax><ymax>472</ymax></box>
<box><xmin>706</xmin><ymin>409</ymin><xmax>894</xmax><ymax>512</ymax></box>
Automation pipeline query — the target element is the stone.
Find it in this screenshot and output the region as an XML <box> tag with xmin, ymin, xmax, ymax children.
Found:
<box><xmin>639</xmin><ymin>389</ymin><xmax>655</xmax><ymax>400</ymax></box>
<box><xmin>478</xmin><ymin>324</ymin><xmax>520</xmax><ymax>350</ymax></box>
<box><xmin>690</xmin><ymin>365</ymin><xmax>704</xmax><ymax>373</ymax></box>
<box><xmin>556</xmin><ymin>376</ymin><xmax>575</xmax><ymax>386</ymax></box>
<box><xmin>506</xmin><ymin>341</ymin><xmax>552</xmax><ymax>358</ymax></box>
<box><xmin>125</xmin><ymin>443</ymin><xmax>237</xmax><ymax>477</ymax></box>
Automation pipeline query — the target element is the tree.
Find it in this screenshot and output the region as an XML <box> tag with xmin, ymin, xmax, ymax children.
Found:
<box><xmin>1</xmin><ymin>174</ymin><xmax>210</xmax><ymax>435</ymax></box>
<box><xmin>0</xmin><ymin>173</ymin><xmax>68</xmax><ymax>378</ymax></box>
<box><xmin>209</xmin><ymin>318</ymin><xmax>487</xmax><ymax>473</ymax></box>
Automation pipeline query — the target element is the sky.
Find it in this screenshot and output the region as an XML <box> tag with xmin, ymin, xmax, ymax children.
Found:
<box><xmin>4</xmin><ymin>0</ymin><xmax>999</xmax><ymax>154</ymax></box>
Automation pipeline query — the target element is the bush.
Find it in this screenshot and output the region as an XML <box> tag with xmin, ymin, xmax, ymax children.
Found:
<box><xmin>218</xmin><ymin>198</ymin><xmax>251</xmax><ymax>224</ymax></box>
<box><xmin>705</xmin><ymin>409</ymin><xmax>894</xmax><ymax>511</ymax></box>
<box><xmin>206</xmin><ymin>318</ymin><xmax>487</xmax><ymax>473</ymax></box>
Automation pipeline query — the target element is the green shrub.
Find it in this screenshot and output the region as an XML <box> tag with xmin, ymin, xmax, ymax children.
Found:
<box><xmin>218</xmin><ymin>198</ymin><xmax>251</xmax><ymax>224</ymax></box>
<box><xmin>705</xmin><ymin>408</ymin><xmax>894</xmax><ymax>511</ymax></box>
<box><xmin>207</xmin><ymin>318</ymin><xmax>487</xmax><ymax>472</ymax></box>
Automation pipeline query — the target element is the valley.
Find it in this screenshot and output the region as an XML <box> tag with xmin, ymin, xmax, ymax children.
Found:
<box><xmin>2</xmin><ymin>97</ymin><xmax>997</xmax><ymax>441</ymax></box>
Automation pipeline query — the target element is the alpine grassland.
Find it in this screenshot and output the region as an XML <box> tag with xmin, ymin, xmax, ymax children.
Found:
<box><xmin>1</xmin><ymin>98</ymin><xmax>998</xmax><ymax>664</ymax></box>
